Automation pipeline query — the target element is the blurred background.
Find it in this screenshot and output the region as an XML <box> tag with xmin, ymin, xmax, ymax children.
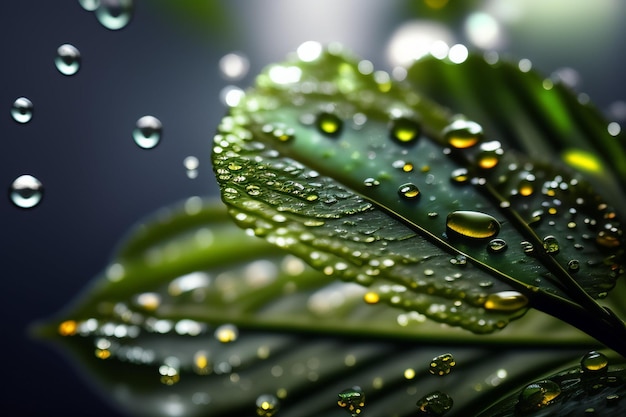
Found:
<box><xmin>1</xmin><ymin>0</ymin><xmax>625</xmax><ymax>415</ymax></box>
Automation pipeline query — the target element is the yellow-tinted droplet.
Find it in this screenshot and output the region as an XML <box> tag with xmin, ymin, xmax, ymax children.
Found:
<box><xmin>256</xmin><ymin>394</ymin><xmax>280</xmax><ymax>417</ymax></box>
<box><xmin>398</xmin><ymin>183</ymin><xmax>421</xmax><ymax>200</ymax></box>
<box><xmin>484</xmin><ymin>291</ymin><xmax>528</xmax><ymax>312</ymax></box>
<box><xmin>518</xmin><ymin>179</ymin><xmax>534</xmax><ymax>196</ymax></box>
<box><xmin>429</xmin><ymin>353</ymin><xmax>456</xmax><ymax>376</ymax></box>
<box><xmin>581</xmin><ymin>351</ymin><xmax>609</xmax><ymax>373</ymax></box>
<box><xmin>450</xmin><ymin>168</ymin><xmax>470</xmax><ymax>184</ymax></box>
<box><xmin>364</xmin><ymin>292</ymin><xmax>380</xmax><ymax>304</ymax></box>
<box><xmin>58</xmin><ymin>320</ymin><xmax>78</xmax><ymax>336</ymax></box>
<box><xmin>193</xmin><ymin>350</ymin><xmax>211</xmax><ymax>375</ymax></box>
<box><xmin>389</xmin><ymin>117</ymin><xmax>421</xmax><ymax>145</ymax></box>
<box><xmin>403</xmin><ymin>162</ymin><xmax>415</xmax><ymax>172</ymax></box>
<box><xmin>442</xmin><ymin>119</ymin><xmax>483</xmax><ymax>149</ymax></box>
<box><xmin>317</xmin><ymin>112</ymin><xmax>343</xmax><ymax>136</ymax></box>
<box><xmin>337</xmin><ymin>387</ymin><xmax>365</xmax><ymax>416</ymax></box>
<box><xmin>446</xmin><ymin>211</ymin><xmax>500</xmax><ymax>239</ymax></box>
<box><xmin>517</xmin><ymin>380</ymin><xmax>561</xmax><ymax>413</ymax></box>
<box><xmin>404</xmin><ymin>368</ymin><xmax>416</xmax><ymax>379</ymax></box>
<box><xmin>562</xmin><ymin>149</ymin><xmax>602</xmax><ymax>173</ymax></box>
<box><xmin>596</xmin><ymin>230</ymin><xmax>621</xmax><ymax>248</ymax></box>
<box><xmin>215</xmin><ymin>324</ymin><xmax>239</xmax><ymax>343</ymax></box>
<box><xmin>543</xmin><ymin>235</ymin><xmax>560</xmax><ymax>254</ymax></box>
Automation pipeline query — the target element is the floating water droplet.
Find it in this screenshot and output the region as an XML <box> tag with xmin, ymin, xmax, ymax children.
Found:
<box><xmin>94</xmin><ymin>0</ymin><xmax>134</xmax><ymax>30</ymax></box>
<box><xmin>133</xmin><ymin>115</ymin><xmax>162</xmax><ymax>149</ymax></box>
<box><xmin>429</xmin><ymin>353</ymin><xmax>456</xmax><ymax>376</ymax></box>
<box><xmin>316</xmin><ymin>112</ymin><xmax>342</xmax><ymax>136</ymax></box>
<box><xmin>11</xmin><ymin>97</ymin><xmax>34</xmax><ymax>123</ymax></box>
<box><xmin>337</xmin><ymin>387</ymin><xmax>365</xmax><ymax>416</ymax></box>
<box><xmin>487</xmin><ymin>238</ymin><xmax>507</xmax><ymax>253</ymax></box>
<box><xmin>442</xmin><ymin>119</ymin><xmax>483</xmax><ymax>149</ymax></box>
<box><xmin>10</xmin><ymin>174</ymin><xmax>44</xmax><ymax>209</ymax></box>
<box><xmin>398</xmin><ymin>183</ymin><xmax>421</xmax><ymax>200</ymax></box>
<box><xmin>542</xmin><ymin>235</ymin><xmax>560</xmax><ymax>254</ymax></box>
<box><xmin>581</xmin><ymin>351</ymin><xmax>608</xmax><ymax>373</ymax></box>
<box><xmin>214</xmin><ymin>324</ymin><xmax>238</xmax><ymax>343</ymax></box>
<box><xmin>483</xmin><ymin>291</ymin><xmax>528</xmax><ymax>312</ymax></box>
<box><xmin>79</xmin><ymin>0</ymin><xmax>100</xmax><ymax>11</ymax></box>
<box><xmin>55</xmin><ymin>44</ymin><xmax>81</xmax><ymax>75</ymax></box>
<box><xmin>389</xmin><ymin>117</ymin><xmax>420</xmax><ymax>145</ymax></box>
<box><xmin>256</xmin><ymin>394</ymin><xmax>280</xmax><ymax>417</ymax></box>
<box><xmin>517</xmin><ymin>380</ymin><xmax>561</xmax><ymax>413</ymax></box>
<box><xmin>416</xmin><ymin>390</ymin><xmax>453</xmax><ymax>416</ymax></box>
<box><xmin>446</xmin><ymin>211</ymin><xmax>500</xmax><ymax>239</ymax></box>
<box><xmin>450</xmin><ymin>168</ymin><xmax>470</xmax><ymax>184</ymax></box>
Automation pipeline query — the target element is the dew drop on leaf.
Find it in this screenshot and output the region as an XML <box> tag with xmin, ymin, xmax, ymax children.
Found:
<box><xmin>10</xmin><ymin>174</ymin><xmax>44</xmax><ymax>209</ymax></box>
<box><xmin>94</xmin><ymin>0</ymin><xmax>133</xmax><ymax>31</ymax></box>
<box><xmin>428</xmin><ymin>353</ymin><xmax>456</xmax><ymax>376</ymax></box>
<box><xmin>316</xmin><ymin>111</ymin><xmax>342</xmax><ymax>136</ymax></box>
<box><xmin>11</xmin><ymin>97</ymin><xmax>33</xmax><ymax>123</ymax></box>
<box><xmin>567</xmin><ymin>259</ymin><xmax>580</xmax><ymax>272</ymax></box>
<box><xmin>214</xmin><ymin>323</ymin><xmax>238</xmax><ymax>343</ymax></box>
<box><xmin>55</xmin><ymin>43</ymin><xmax>81</xmax><ymax>76</ymax></box>
<box><xmin>442</xmin><ymin>119</ymin><xmax>483</xmax><ymax>149</ymax></box>
<box><xmin>133</xmin><ymin>115</ymin><xmax>162</xmax><ymax>149</ymax></box>
<box><xmin>483</xmin><ymin>291</ymin><xmax>528</xmax><ymax>312</ymax></box>
<box><xmin>517</xmin><ymin>380</ymin><xmax>561</xmax><ymax>413</ymax></box>
<box><xmin>581</xmin><ymin>350</ymin><xmax>609</xmax><ymax>373</ymax></box>
<box><xmin>389</xmin><ymin>117</ymin><xmax>420</xmax><ymax>145</ymax></box>
<box><xmin>398</xmin><ymin>182</ymin><xmax>421</xmax><ymax>200</ymax></box>
<box><xmin>337</xmin><ymin>386</ymin><xmax>365</xmax><ymax>416</ymax></box>
<box><xmin>256</xmin><ymin>394</ymin><xmax>280</xmax><ymax>417</ymax></box>
<box><xmin>477</xmin><ymin>141</ymin><xmax>503</xmax><ymax>169</ymax></box>
<box><xmin>416</xmin><ymin>390</ymin><xmax>453</xmax><ymax>416</ymax></box>
<box><xmin>446</xmin><ymin>211</ymin><xmax>500</xmax><ymax>239</ymax></box>
<box><xmin>487</xmin><ymin>238</ymin><xmax>508</xmax><ymax>253</ymax></box>
<box><xmin>450</xmin><ymin>168</ymin><xmax>470</xmax><ymax>184</ymax></box>
<box><xmin>542</xmin><ymin>235</ymin><xmax>560</xmax><ymax>254</ymax></box>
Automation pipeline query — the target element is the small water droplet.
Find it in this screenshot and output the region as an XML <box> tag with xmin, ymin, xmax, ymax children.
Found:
<box><xmin>446</xmin><ymin>211</ymin><xmax>500</xmax><ymax>239</ymax></box>
<box><xmin>521</xmin><ymin>241</ymin><xmax>535</xmax><ymax>255</ymax></box>
<box><xmin>389</xmin><ymin>117</ymin><xmax>420</xmax><ymax>145</ymax></box>
<box><xmin>483</xmin><ymin>291</ymin><xmax>528</xmax><ymax>312</ymax></box>
<box><xmin>543</xmin><ymin>235</ymin><xmax>560</xmax><ymax>254</ymax></box>
<box><xmin>219</xmin><ymin>52</ymin><xmax>249</xmax><ymax>80</ymax></box>
<box><xmin>363</xmin><ymin>177</ymin><xmax>380</xmax><ymax>187</ymax></box>
<box><xmin>567</xmin><ymin>259</ymin><xmax>580</xmax><ymax>272</ymax></box>
<box><xmin>94</xmin><ymin>0</ymin><xmax>134</xmax><ymax>30</ymax></box>
<box><xmin>487</xmin><ymin>238</ymin><xmax>508</xmax><ymax>253</ymax></box>
<box><xmin>442</xmin><ymin>119</ymin><xmax>483</xmax><ymax>149</ymax></box>
<box><xmin>337</xmin><ymin>387</ymin><xmax>365</xmax><ymax>417</ymax></box>
<box><xmin>10</xmin><ymin>174</ymin><xmax>44</xmax><ymax>209</ymax></box>
<box><xmin>55</xmin><ymin>44</ymin><xmax>81</xmax><ymax>76</ymax></box>
<box><xmin>11</xmin><ymin>97</ymin><xmax>34</xmax><ymax>123</ymax></box>
<box><xmin>398</xmin><ymin>183</ymin><xmax>421</xmax><ymax>200</ymax></box>
<box><xmin>184</xmin><ymin>156</ymin><xmax>199</xmax><ymax>179</ymax></box>
<box><xmin>133</xmin><ymin>115</ymin><xmax>162</xmax><ymax>149</ymax></box>
<box><xmin>214</xmin><ymin>324</ymin><xmax>238</xmax><ymax>343</ymax></box>
<box><xmin>416</xmin><ymin>390</ymin><xmax>453</xmax><ymax>416</ymax></box>
<box><xmin>517</xmin><ymin>380</ymin><xmax>561</xmax><ymax>413</ymax></box>
<box><xmin>429</xmin><ymin>353</ymin><xmax>456</xmax><ymax>376</ymax></box>
<box><xmin>581</xmin><ymin>351</ymin><xmax>608</xmax><ymax>373</ymax></box>
<box><xmin>477</xmin><ymin>141</ymin><xmax>503</xmax><ymax>169</ymax></box>
<box><xmin>256</xmin><ymin>394</ymin><xmax>280</xmax><ymax>417</ymax></box>
<box><xmin>518</xmin><ymin>179</ymin><xmax>535</xmax><ymax>196</ymax></box>
<box><xmin>450</xmin><ymin>168</ymin><xmax>470</xmax><ymax>184</ymax></box>
<box><xmin>316</xmin><ymin>112</ymin><xmax>342</xmax><ymax>136</ymax></box>
<box><xmin>79</xmin><ymin>0</ymin><xmax>100</xmax><ymax>11</ymax></box>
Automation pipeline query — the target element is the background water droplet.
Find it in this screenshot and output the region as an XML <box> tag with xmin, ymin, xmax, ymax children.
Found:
<box><xmin>256</xmin><ymin>394</ymin><xmax>280</xmax><ymax>417</ymax></box>
<box><xmin>10</xmin><ymin>175</ymin><xmax>44</xmax><ymax>209</ymax></box>
<box><xmin>78</xmin><ymin>0</ymin><xmax>100</xmax><ymax>11</ymax></box>
<box><xmin>184</xmin><ymin>156</ymin><xmax>199</xmax><ymax>179</ymax></box>
<box><xmin>11</xmin><ymin>97</ymin><xmax>34</xmax><ymax>123</ymax></box>
<box><xmin>214</xmin><ymin>323</ymin><xmax>238</xmax><ymax>343</ymax></box>
<box><xmin>442</xmin><ymin>119</ymin><xmax>483</xmax><ymax>149</ymax></box>
<box><xmin>316</xmin><ymin>112</ymin><xmax>342</xmax><ymax>136</ymax></box>
<box><xmin>219</xmin><ymin>52</ymin><xmax>250</xmax><ymax>80</ymax></box>
<box><xmin>94</xmin><ymin>0</ymin><xmax>133</xmax><ymax>30</ymax></box>
<box><xmin>133</xmin><ymin>115</ymin><xmax>162</xmax><ymax>149</ymax></box>
<box><xmin>416</xmin><ymin>390</ymin><xmax>453</xmax><ymax>416</ymax></box>
<box><xmin>55</xmin><ymin>44</ymin><xmax>81</xmax><ymax>75</ymax></box>
<box><xmin>389</xmin><ymin>117</ymin><xmax>420</xmax><ymax>145</ymax></box>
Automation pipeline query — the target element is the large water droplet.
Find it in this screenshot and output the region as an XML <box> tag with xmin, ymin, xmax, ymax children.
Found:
<box><xmin>517</xmin><ymin>380</ymin><xmax>561</xmax><ymax>413</ymax></box>
<box><xmin>256</xmin><ymin>394</ymin><xmax>280</xmax><ymax>417</ymax></box>
<box><xmin>581</xmin><ymin>351</ymin><xmax>608</xmax><ymax>373</ymax></box>
<box><xmin>429</xmin><ymin>353</ymin><xmax>456</xmax><ymax>376</ymax></box>
<box><xmin>389</xmin><ymin>117</ymin><xmax>420</xmax><ymax>145</ymax></box>
<box><xmin>10</xmin><ymin>175</ymin><xmax>44</xmax><ymax>209</ymax></box>
<box><xmin>133</xmin><ymin>115</ymin><xmax>162</xmax><ymax>149</ymax></box>
<box><xmin>398</xmin><ymin>183</ymin><xmax>421</xmax><ymax>200</ymax></box>
<box><xmin>483</xmin><ymin>291</ymin><xmax>528</xmax><ymax>312</ymax></box>
<box><xmin>446</xmin><ymin>211</ymin><xmax>500</xmax><ymax>239</ymax></box>
<box><xmin>416</xmin><ymin>391</ymin><xmax>453</xmax><ymax>416</ymax></box>
<box><xmin>542</xmin><ymin>235</ymin><xmax>560</xmax><ymax>254</ymax></box>
<box><xmin>337</xmin><ymin>387</ymin><xmax>365</xmax><ymax>416</ymax></box>
<box><xmin>55</xmin><ymin>44</ymin><xmax>81</xmax><ymax>76</ymax></box>
<box><xmin>316</xmin><ymin>112</ymin><xmax>342</xmax><ymax>137</ymax></box>
<box><xmin>94</xmin><ymin>0</ymin><xmax>133</xmax><ymax>30</ymax></box>
<box><xmin>11</xmin><ymin>97</ymin><xmax>34</xmax><ymax>123</ymax></box>
<box><xmin>442</xmin><ymin>119</ymin><xmax>483</xmax><ymax>149</ymax></box>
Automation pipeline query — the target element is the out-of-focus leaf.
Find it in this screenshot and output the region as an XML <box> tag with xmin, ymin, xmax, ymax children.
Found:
<box><xmin>211</xmin><ymin>45</ymin><xmax>626</xmax><ymax>342</ymax></box>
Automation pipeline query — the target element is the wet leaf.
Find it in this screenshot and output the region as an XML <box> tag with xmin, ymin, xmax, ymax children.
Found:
<box><xmin>211</xmin><ymin>45</ymin><xmax>626</xmax><ymax>336</ymax></box>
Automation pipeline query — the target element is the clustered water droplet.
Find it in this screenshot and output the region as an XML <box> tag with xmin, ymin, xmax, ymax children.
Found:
<box><xmin>337</xmin><ymin>387</ymin><xmax>365</xmax><ymax>416</ymax></box>
<box><xmin>133</xmin><ymin>115</ymin><xmax>162</xmax><ymax>149</ymax></box>
<box><xmin>55</xmin><ymin>43</ymin><xmax>81</xmax><ymax>75</ymax></box>
<box><xmin>9</xmin><ymin>174</ymin><xmax>44</xmax><ymax>209</ymax></box>
<box><xmin>11</xmin><ymin>97</ymin><xmax>34</xmax><ymax>123</ymax></box>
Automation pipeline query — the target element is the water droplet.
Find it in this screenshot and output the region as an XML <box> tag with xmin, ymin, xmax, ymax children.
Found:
<box><xmin>363</xmin><ymin>292</ymin><xmax>380</xmax><ymax>304</ymax></box>
<box><xmin>214</xmin><ymin>324</ymin><xmax>238</xmax><ymax>343</ymax></box>
<box><xmin>442</xmin><ymin>119</ymin><xmax>483</xmax><ymax>149</ymax></box>
<box><xmin>429</xmin><ymin>353</ymin><xmax>456</xmax><ymax>376</ymax></box>
<box><xmin>542</xmin><ymin>235</ymin><xmax>560</xmax><ymax>254</ymax></box>
<box><xmin>477</xmin><ymin>141</ymin><xmax>503</xmax><ymax>169</ymax></box>
<box><xmin>11</xmin><ymin>97</ymin><xmax>34</xmax><ymax>123</ymax></box>
<box><xmin>450</xmin><ymin>168</ymin><xmax>470</xmax><ymax>184</ymax></box>
<box><xmin>184</xmin><ymin>156</ymin><xmax>199</xmax><ymax>179</ymax></box>
<box><xmin>567</xmin><ymin>259</ymin><xmax>580</xmax><ymax>272</ymax></box>
<box><xmin>256</xmin><ymin>394</ymin><xmax>280</xmax><ymax>417</ymax></box>
<box><xmin>316</xmin><ymin>112</ymin><xmax>342</xmax><ymax>136</ymax></box>
<box><xmin>219</xmin><ymin>52</ymin><xmax>249</xmax><ymax>80</ymax></box>
<box><xmin>363</xmin><ymin>177</ymin><xmax>380</xmax><ymax>187</ymax></box>
<box><xmin>337</xmin><ymin>387</ymin><xmax>365</xmax><ymax>417</ymax></box>
<box><xmin>159</xmin><ymin>356</ymin><xmax>180</xmax><ymax>385</ymax></box>
<box><xmin>133</xmin><ymin>115</ymin><xmax>162</xmax><ymax>149</ymax></box>
<box><xmin>446</xmin><ymin>211</ymin><xmax>500</xmax><ymax>239</ymax></box>
<box><xmin>416</xmin><ymin>391</ymin><xmax>453</xmax><ymax>416</ymax></box>
<box><xmin>521</xmin><ymin>241</ymin><xmax>535</xmax><ymax>255</ymax></box>
<box><xmin>94</xmin><ymin>0</ymin><xmax>134</xmax><ymax>30</ymax></box>
<box><xmin>78</xmin><ymin>0</ymin><xmax>100</xmax><ymax>11</ymax></box>
<box><xmin>483</xmin><ymin>291</ymin><xmax>528</xmax><ymax>312</ymax></box>
<box><xmin>10</xmin><ymin>175</ymin><xmax>43</xmax><ymax>209</ymax></box>
<box><xmin>518</xmin><ymin>179</ymin><xmax>535</xmax><ymax>197</ymax></box>
<box><xmin>488</xmin><ymin>238</ymin><xmax>508</xmax><ymax>253</ymax></box>
<box><xmin>517</xmin><ymin>380</ymin><xmax>561</xmax><ymax>413</ymax></box>
<box><xmin>398</xmin><ymin>183</ymin><xmax>421</xmax><ymax>200</ymax></box>
<box><xmin>55</xmin><ymin>44</ymin><xmax>81</xmax><ymax>76</ymax></box>
<box><xmin>581</xmin><ymin>351</ymin><xmax>608</xmax><ymax>373</ymax></box>
<box><xmin>389</xmin><ymin>117</ymin><xmax>420</xmax><ymax>145</ymax></box>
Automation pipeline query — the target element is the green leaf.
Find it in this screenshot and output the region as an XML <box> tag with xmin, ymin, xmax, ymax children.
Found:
<box><xmin>211</xmin><ymin>45</ymin><xmax>626</xmax><ymax>342</ymax></box>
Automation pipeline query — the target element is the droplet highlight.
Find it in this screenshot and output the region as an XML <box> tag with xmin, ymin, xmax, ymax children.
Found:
<box><xmin>256</xmin><ymin>394</ymin><xmax>280</xmax><ymax>417</ymax></box>
<box><xmin>337</xmin><ymin>387</ymin><xmax>365</xmax><ymax>416</ymax></box>
<box><xmin>446</xmin><ymin>211</ymin><xmax>500</xmax><ymax>239</ymax></box>
<box><xmin>133</xmin><ymin>115</ymin><xmax>162</xmax><ymax>149</ymax></box>
<box><xmin>94</xmin><ymin>0</ymin><xmax>134</xmax><ymax>30</ymax></box>
<box><xmin>11</xmin><ymin>97</ymin><xmax>34</xmax><ymax>123</ymax></box>
<box><xmin>389</xmin><ymin>117</ymin><xmax>420</xmax><ymax>145</ymax></box>
<box><xmin>316</xmin><ymin>112</ymin><xmax>342</xmax><ymax>137</ymax></box>
<box><xmin>416</xmin><ymin>390</ymin><xmax>453</xmax><ymax>416</ymax></box>
<box><xmin>398</xmin><ymin>183</ymin><xmax>421</xmax><ymax>200</ymax></box>
<box><xmin>429</xmin><ymin>353</ymin><xmax>456</xmax><ymax>376</ymax></box>
<box><xmin>442</xmin><ymin>119</ymin><xmax>483</xmax><ymax>149</ymax></box>
<box><xmin>10</xmin><ymin>175</ymin><xmax>43</xmax><ymax>209</ymax></box>
<box><xmin>55</xmin><ymin>44</ymin><xmax>81</xmax><ymax>76</ymax></box>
